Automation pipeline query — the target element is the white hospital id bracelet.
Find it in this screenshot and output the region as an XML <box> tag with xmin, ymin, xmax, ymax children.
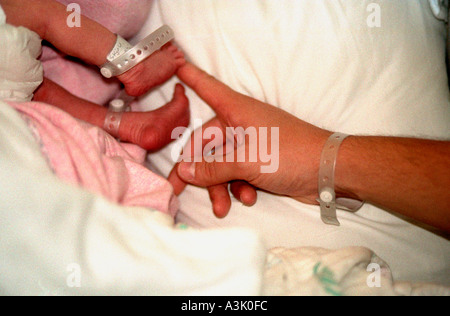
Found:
<box><xmin>107</xmin><ymin>35</ymin><xmax>133</xmax><ymax>62</ymax></box>
<box><xmin>318</xmin><ymin>133</ymin><xmax>363</xmax><ymax>226</ymax></box>
<box><xmin>103</xmin><ymin>99</ymin><xmax>127</xmax><ymax>139</ymax></box>
<box><xmin>100</xmin><ymin>25</ymin><xmax>175</xmax><ymax>78</ymax></box>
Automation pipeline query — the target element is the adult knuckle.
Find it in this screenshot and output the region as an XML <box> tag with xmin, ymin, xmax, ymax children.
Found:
<box><xmin>202</xmin><ymin>161</ymin><xmax>218</xmax><ymax>180</ymax></box>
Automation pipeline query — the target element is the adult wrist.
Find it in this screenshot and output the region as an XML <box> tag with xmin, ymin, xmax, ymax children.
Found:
<box><xmin>333</xmin><ymin>135</ymin><xmax>364</xmax><ymax>201</ymax></box>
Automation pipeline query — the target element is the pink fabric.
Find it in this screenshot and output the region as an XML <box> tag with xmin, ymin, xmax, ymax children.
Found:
<box><xmin>41</xmin><ymin>0</ymin><xmax>153</xmax><ymax>105</ymax></box>
<box><xmin>9</xmin><ymin>101</ymin><xmax>179</xmax><ymax>217</ymax></box>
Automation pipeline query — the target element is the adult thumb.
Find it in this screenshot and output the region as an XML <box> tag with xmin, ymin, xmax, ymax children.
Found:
<box><xmin>177</xmin><ymin>160</ymin><xmax>245</xmax><ymax>187</ymax></box>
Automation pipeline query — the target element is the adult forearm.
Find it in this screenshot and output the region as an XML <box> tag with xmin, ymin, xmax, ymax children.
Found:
<box><xmin>335</xmin><ymin>136</ymin><xmax>450</xmax><ymax>232</ymax></box>
<box><xmin>1</xmin><ymin>0</ymin><xmax>115</xmax><ymax>66</ymax></box>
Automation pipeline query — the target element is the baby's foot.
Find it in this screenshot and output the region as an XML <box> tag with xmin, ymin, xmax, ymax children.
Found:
<box><xmin>118</xmin><ymin>43</ymin><xmax>186</xmax><ymax>97</ymax></box>
<box><xmin>119</xmin><ymin>84</ymin><xmax>190</xmax><ymax>151</ymax></box>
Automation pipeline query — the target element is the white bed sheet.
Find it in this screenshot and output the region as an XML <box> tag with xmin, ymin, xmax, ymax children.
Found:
<box><xmin>135</xmin><ymin>0</ymin><xmax>450</xmax><ymax>285</ymax></box>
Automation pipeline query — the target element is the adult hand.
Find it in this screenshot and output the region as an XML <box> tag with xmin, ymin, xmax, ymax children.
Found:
<box><xmin>168</xmin><ymin>64</ymin><xmax>450</xmax><ymax>232</ymax></box>
<box><xmin>169</xmin><ymin>63</ymin><xmax>332</xmax><ymax>218</ymax></box>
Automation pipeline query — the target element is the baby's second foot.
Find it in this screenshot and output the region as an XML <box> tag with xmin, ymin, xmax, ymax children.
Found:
<box><xmin>119</xmin><ymin>84</ymin><xmax>190</xmax><ymax>151</ymax></box>
<box><xmin>118</xmin><ymin>43</ymin><xmax>186</xmax><ymax>97</ymax></box>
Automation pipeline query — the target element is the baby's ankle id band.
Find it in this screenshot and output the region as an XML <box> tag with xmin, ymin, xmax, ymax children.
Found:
<box><xmin>100</xmin><ymin>25</ymin><xmax>175</xmax><ymax>78</ymax></box>
<box><xmin>103</xmin><ymin>99</ymin><xmax>128</xmax><ymax>139</ymax></box>
<box><xmin>106</xmin><ymin>35</ymin><xmax>133</xmax><ymax>63</ymax></box>
<box><xmin>318</xmin><ymin>133</ymin><xmax>363</xmax><ymax>226</ymax></box>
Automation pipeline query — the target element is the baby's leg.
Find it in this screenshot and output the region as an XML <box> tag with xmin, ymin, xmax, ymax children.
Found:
<box><xmin>34</xmin><ymin>78</ymin><xmax>108</xmax><ymax>128</ymax></box>
<box><xmin>35</xmin><ymin>78</ymin><xmax>190</xmax><ymax>151</ymax></box>
<box><xmin>118</xmin><ymin>43</ymin><xmax>186</xmax><ymax>97</ymax></box>
<box><xmin>119</xmin><ymin>84</ymin><xmax>190</xmax><ymax>151</ymax></box>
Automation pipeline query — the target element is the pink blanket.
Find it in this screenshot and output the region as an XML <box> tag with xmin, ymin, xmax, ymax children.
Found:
<box><xmin>9</xmin><ymin>101</ymin><xmax>179</xmax><ymax>217</ymax></box>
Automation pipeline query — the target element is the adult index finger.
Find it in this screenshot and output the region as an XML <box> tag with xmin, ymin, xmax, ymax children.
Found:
<box><xmin>176</xmin><ymin>63</ymin><xmax>248</xmax><ymax>120</ymax></box>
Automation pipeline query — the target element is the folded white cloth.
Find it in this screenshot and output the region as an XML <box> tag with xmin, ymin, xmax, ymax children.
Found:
<box><xmin>0</xmin><ymin>5</ymin><xmax>5</xmax><ymax>24</ymax></box>
<box><xmin>0</xmin><ymin>5</ymin><xmax>43</xmax><ymax>102</ymax></box>
<box><xmin>264</xmin><ymin>247</ymin><xmax>450</xmax><ymax>296</ymax></box>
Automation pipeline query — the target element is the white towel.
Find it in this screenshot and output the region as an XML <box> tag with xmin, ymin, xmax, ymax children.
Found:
<box><xmin>0</xmin><ymin>5</ymin><xmax>43</xmax><ymax>102</ymax></box>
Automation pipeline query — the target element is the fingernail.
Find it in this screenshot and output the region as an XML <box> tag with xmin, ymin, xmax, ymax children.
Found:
<box><xmin>178</xmin><ymin>162</ymin><xmax>195</xmax><ymax>182</ymax></box>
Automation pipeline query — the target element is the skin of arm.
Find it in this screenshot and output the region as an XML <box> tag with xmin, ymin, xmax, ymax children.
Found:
<box><xmin>336</xmin><ymin>136</ymin><xmax>450</xmax><ymax>232</ymax></box>
<box><xmin>171</xmin><ymin>63</ymin><xmax>450</xmax><ymax>233</ymax></box>
<box><xmin>33</xmin><ymin>78</ymin><xmax>108</xmax><ymax>128</ymax></box>
<box><xmin>1</xmin><ymin>0</ymin><xmax>116</xmax><ymax>66</ymax></box>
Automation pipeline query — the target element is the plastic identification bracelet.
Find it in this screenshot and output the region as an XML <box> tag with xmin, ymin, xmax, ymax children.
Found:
<box><xmin>103</xmin><ymin>100</ymin><xmax>125</xmax><ymax>139</ymax></box>
<box><xmin>318</xmin><ymin>133</ymin><xmax>363</xmax><ymax>226</ymax></box>
<box><xmin>100</xmin><ymin>25</ymin><xmax>175</xmax><ymax>79</ymax></box>
<box><xmin>103</xmin><ymin>90</ymin><xmax>135</xmax><ymax>139</ymax></box>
